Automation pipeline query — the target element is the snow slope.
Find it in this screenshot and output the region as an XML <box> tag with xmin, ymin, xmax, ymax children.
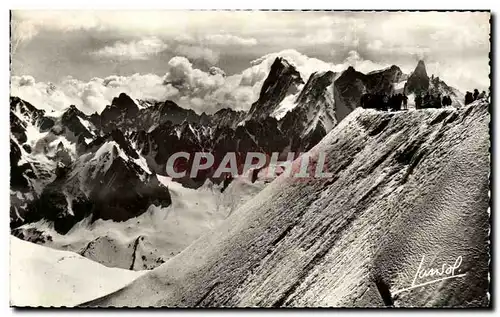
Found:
<box><xmin>10</xmin><ymin>236</ymin><xmax>144</xmax><ymax>307</ymax></box>
<box><xmin>15</xmin><ymin>175</ymin><xmax>265</xmax><ymax>270</ymax></box>
<box><xmin>85</xmin><ymin>100</ymin><xmax>490</xmax><ymax>307</ymax></box>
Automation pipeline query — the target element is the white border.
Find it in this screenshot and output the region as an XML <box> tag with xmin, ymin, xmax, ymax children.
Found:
<box><xmin>1</xmin><ymin>1</ymin><xmax>497</xmax><ymax>316</ymax></box>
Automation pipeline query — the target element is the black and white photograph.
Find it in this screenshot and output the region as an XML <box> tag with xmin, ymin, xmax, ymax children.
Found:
<box><xmin>8</xmin><ymin>9</ymin><xmax>491</xmax><ymax>308</ymax></box>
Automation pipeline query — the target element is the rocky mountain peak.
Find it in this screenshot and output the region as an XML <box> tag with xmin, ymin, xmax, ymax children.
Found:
<box><xmin>258</xmin><ymin>57</ymin><xmax>303</xmax><ymax>98</ymax></box>
<box><xmin>111</xmin><ymin>93</ymin><xmax>140</xmax><ymax>116</ymax></box>
<box><xmin>62</xmin><ymin>104</ymin><xmax>86</xmax><ymax>120</ymax></box>
<box><xmin>405</xmin><ymin>60</ymin><xmax>430</xmax><ymax>95</ymax></box>
<box><xmin>246</xmin><ymin>57</ymin><xmax>304</xmax><ymax>121</ymax></box>
<box><xmin>296</xmin><ymin>71</ymin><xmax>335</xmax><ymax>105</ymax></box>
<box><xmin>415</xmin><ymin>60</ymin><xmax>427</xmax><ymax>74</ymax></box>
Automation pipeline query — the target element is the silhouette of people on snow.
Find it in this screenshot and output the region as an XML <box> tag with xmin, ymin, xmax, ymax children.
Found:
<box><xmin>360</xmin><ymin>89</ymin><xmax>463</xmax><ymax>111</ymax></box>
<box><xmin>434</xmin><ymin>94</ymin><xmax>442</xmax><ymax>108</ymax></box>
<box><xmin>360</xmin><ymin>92</ymin><xmax>408</xmax><ymax>112</ymax></box>
<box><xmin>465</xmin><ymin>91</ymin><xmax>474</xmax><ymax>105</ymax></box>
<box><xmin>423</xmin><ymin>92</ymin><xmax>431</xmax><ymax>108</ymax></box>
<box><xmin>442</xmin><ymin>95</ymin><xmax>452</xmax><ymax>107</ymax></box>
<box><xmin>415</xmin><ymin>94</ymin><xmax>422</xmax><ymax>110</ymax></box>
<box><xmin>473</xmin><ymin>89</ymin><xmax>479</xmax><ymax>101</ymax></box>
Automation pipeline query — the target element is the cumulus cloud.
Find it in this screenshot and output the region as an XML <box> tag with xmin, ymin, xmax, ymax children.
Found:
<box><xmin>10</xmin><ymin>73</ymin><xmax>174</xmax><ymax>114</ymax></box>
<box><xmin>9</xmin><ymin>48</ymin><xmax>486</xmax><ymax>117</ymax></box>
<box><xmin>17</xmin><ymin>75</ymin><xmax>36</xmax><ymax>86</ymax></box>
<box><xmin>91</xmin><ymin>37</ymin><xmax>168</xmax><ymax>60</ymax></box>
<box><xmin>161</xmin><ymin>56</ymin><xmax>254</xmax><ymax>113</ymax></box>
<box><xmin>173</xmin><ymin>45</ymin><xmax>220</xmax><ymax>65</ymax></box>
<box><xmin>10</xmin><ymin>49</ymin><xmax>393</xmax><ymax>115</ymax></box>
<box><xmin>164</xmin><ymin>56</ymin><xmax>225</xmax><ymax>95</ymax></box>
<box><xmin>209</xmin><ymin>67</ymin><xmax>226</xmax><ymax>77</ymax></box>
<box><xmin>11</xmin><ymin>76</ymin><xmax>82</xmax><ymax>113</ymax></box>
<box><xmin>160</xmin><ymin>49</ymin><xmax>389</xmax><ymax>113</ymax></box>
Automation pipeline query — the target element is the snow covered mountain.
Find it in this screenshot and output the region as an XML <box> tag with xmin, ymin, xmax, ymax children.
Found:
<box><xmin>85</xmin><ymin>100</ymin><xmax>490</xmax><ymax>308</ymax></box>
<box><xmin>11</xmin><ymin>56</ymin><xmax>471</xmax><ymax>276</ymax></box>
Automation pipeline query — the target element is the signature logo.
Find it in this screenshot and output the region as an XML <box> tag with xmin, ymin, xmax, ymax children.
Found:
<box><xmin>393</xmin><ymin>255</ymin><xmax>466</xmax><ymax>296</ymax></box>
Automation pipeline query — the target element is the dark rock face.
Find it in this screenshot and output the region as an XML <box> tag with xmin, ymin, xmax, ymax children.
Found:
<box><xmin>334</xmin><ymin>65</ymin><xmax>403</xmax><ymax>121</ymax></box>
<box><xmin>23</xmin><ymin>140</ymin><xmax>172</xmax><ymax>235</ymax></box>
<box><xmin>10</xmin><ymin>139</ymin><xmax>33</xmax><ymax>190</ymax></box>
<box><xmin>211</xmin><ymin>108</ymin><xmax>246</xmax><ymax>129</ymax></box>
<box><xmin>281</xmin><ymin>71</ymin><xmax>337</xmax><ymax>152</ymax></box>
<box><xmin>9</xmin><ymin>96</ymin><xmax>174</xmax><ymax>234</ymax></box>
<box><xmin>295</xmin><ymin>71</ymin><xmax>335</xmax><ymax>106</ymax></box>
<box><xmin>247</xmin><ymin>57</ymin><xmax>305</xmax><ymax>121</ymax></box>
<box><xmin>89</xmin><ymin>160</ymin><xmax>171</xmax><ymax>224</ymax></box>
<box><xmin>10</xmin><ymin>111</ymin><xmax>28</xmax><ymax>144</ymax></box>
<box><xmin>10</xmin><ymin>96</ymin><xmax>46</xmax><ymax>124</ymax></box>
<box><xmin>61</xmin><ymin>105</ymin><xmax>94</xmax><ymax>139</ymax></box>
<box><xmin>26</xmin><ymin>167</ymin><xmax>92</xmax><ymax>234</ymax></box>
<box><xmin>405</xmin><ymin>60</ymin><xmax>430</xmax><ymax>95</ymax></box>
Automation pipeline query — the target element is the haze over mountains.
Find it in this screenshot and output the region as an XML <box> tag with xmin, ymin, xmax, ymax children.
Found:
<box><xmin>10</xmin><ymin>50</ymin><xmax>489</xmax><ymax>307</ymax></box>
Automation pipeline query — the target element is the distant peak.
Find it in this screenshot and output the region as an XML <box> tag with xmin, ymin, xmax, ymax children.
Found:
<box><xmin>272</xmin><ymin>57</ymin><xmax>295</xmax><ymax>70</ymax></box>
<box><xmin>316</xmin><ymin>70</ymin><xmax>336</xmax><ymax>78</ymax></box>
<box><xmin>340</xmin><ymin>66</ymin><xmax>360</xmax><ymax>78</ymax></box>
<box><xmin>110</xmin><ymin>92</ymin><xmax>139</xmax><ymax>114</ymax></box>
<box><xmin>113</xmin><ymin>92</ymin><xmax>134</xmax><ymax>104</ymax></box>
<box><xmin>63</xmin><ymin>104</ymin><xmax>85</xmax><ymax>118</ymax></box>
<box><xmin>414</xmin><ymin>60</ymin><xmax>427</xmax><ymax>74</ymax></box>
<box><xmin>405</xmin><ymin>60</ymin><xmax>430</xmax><ymax>95</ymax></box>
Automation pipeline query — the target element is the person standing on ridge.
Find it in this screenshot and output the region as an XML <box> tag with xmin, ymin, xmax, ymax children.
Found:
<box><xmin>382</xmin><ymin>94</ymin><xmax>389</xmax><ymax>111</ymax></box>
<box><xmin>443</xmin><ymin>95</ymin><xmax>451</xmax><ymax>107</ymax></box>
<box><xmin>435</xmin><ymin>93</ymin><xmax>442</xmax><ymax>108</ymax></box>
<box><xmin>423</xmin><ymin>92</ymin><xmax>431</xmax><ymax>108</ymax></box>
<box><xmin>473</xmin><ymin>89</ymin><xmax>479</xmax><ymax>100</ymax></box>
<box><xmin>402</xmin><ymin>93</ymin><xmax>408</xmax><ymax>110</ymax></box>
<box><xmin>415</xmin><ymin>94</ymin><xmax>422</xmax><ymax>110</ymax></box>
<box><xmin>465</xmin><ymin>91</ymin><xmax>474</xmax><ymax>105</ymax></box>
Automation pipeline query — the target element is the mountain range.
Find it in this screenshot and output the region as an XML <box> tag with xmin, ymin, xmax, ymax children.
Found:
<box><xmin>85</xmin><ymin>99</ymin><xmax>490</xmax><ymax>307</ymax></box>
<box><xmin>10</xmin><ymin>57</ymin><xmax>465</xmax><ymax>268</ymax></box>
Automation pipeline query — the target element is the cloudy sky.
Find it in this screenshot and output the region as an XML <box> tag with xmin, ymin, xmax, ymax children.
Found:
<box><xmin>11</xmin><ymin>11</ymin><xmax>490</xmax><ymax>114</ymax></box>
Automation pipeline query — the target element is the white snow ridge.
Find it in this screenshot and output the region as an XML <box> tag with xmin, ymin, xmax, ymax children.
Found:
<box><xmin>83</xmin><ymin>101</ymin><xmax>489</xmax><ymax>307</ymax></box>
<box><xmin>10</xmin><ymin>236</ymin><xmax>145</xmax><ymax>307</ymax></box>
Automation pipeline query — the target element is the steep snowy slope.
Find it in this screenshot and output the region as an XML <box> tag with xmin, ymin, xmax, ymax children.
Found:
<box><xmin>86</xmin><ymin>100</ymin><xmax>489</xmax><ymax>307</ymax></box>
<box><xmin>10</xmin><ymin>236</ymin><xmax>144</xmax><ymax>307</ymax></box>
